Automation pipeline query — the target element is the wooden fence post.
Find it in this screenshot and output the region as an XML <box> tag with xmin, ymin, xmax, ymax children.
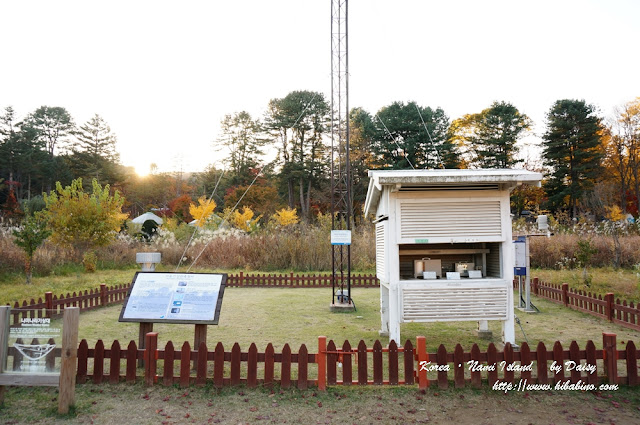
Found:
<box><xmin>317</xmin><ymin>336</ymin><xmax>326</xmax><ymax>391</ymax></box>
<box><xmin>58</xmin><ymin>307</ymin><xmax>79</xmax><ymax>414</ymax></box>
<box><xmin>416</xmin><ymin>336</ymin><xmax>428</xmax><ymax>390</ymax></box>
<box><xmin>562</xmin><ymin>283</ymin><xmax>569</xmax><ymax>307</ymax></box>
<box><xmin>45</xmin><ymin>292</ymin><xmax>53</xmax><ymax>318</ymax></box>
<box><xmin>605</xmin><ymin>293</ymin><xmax>615</xmax><ymax>321</ymax></box>
<box><xmin>603</xmin><ymin>333</ymin><xmax>617</xmax><ymax>385</ymax></box>
<box><xmin>144</xmin><ymin>332</ymin><xmax>158</xmax><ymax>386</ymax></box>
<box><xmin>0</xmin><ymin>306</ymin><xmax>10</xmax><ymax>405</ymax></box>
<box><xmin>100</xmin><ymin>284</ymin><xmax>107</xmax><ymax>306</ymax></box>
<box><xmin>239</xmin><ymin>271</ymin><xmax>244</xmax><ymax>287</ymax></box>
<box><xmin>532</xmin><ymin>278</ymin><xmax>539</xmax><ymax>296</ymax></box>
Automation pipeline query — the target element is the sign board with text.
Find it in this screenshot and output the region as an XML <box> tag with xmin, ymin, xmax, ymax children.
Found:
<box><xmin>2</xmin><ymin>312</ymin><xmax>61</xmax><ymax>375</ymax></box>
<box><xmin>119</xmin><ymin>272</ymin><xmax>226</xmax><ymax>325</ymax></box>
<box><xmin>331</xmin><ymin>230</ymin><xmax>352</xmax><ymax>245</ymax></box>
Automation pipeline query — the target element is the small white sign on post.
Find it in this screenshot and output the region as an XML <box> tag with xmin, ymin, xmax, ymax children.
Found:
<box><xmin>331</xmin><ymin>230</ymin><xmax>352</xmax><ymax>245</ymax></box>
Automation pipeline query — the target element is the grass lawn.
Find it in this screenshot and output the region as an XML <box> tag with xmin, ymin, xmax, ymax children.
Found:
<box><xmin>72</xmin><ymin>286</ymin><xmax>639</xmax><ymax>352</ymax></box>
<box><xmin>533</xmin><ymin>267</ymin><xmax>640</xmax><ymax>302</ymax></box>
<box><xmin>2</xmin><ymin>272</ymin><xmax>640</xmax><ymax>424</ymax></box>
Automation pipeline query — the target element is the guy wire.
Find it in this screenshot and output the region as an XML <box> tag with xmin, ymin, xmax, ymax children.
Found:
<box><xmin>374</xmin><ymin>114</ymin><xmax>415</xmax><ymax>169</ymax></box>
<box><xmin>187</xmin><ymin>166</ymin><xmax>264</xmax><ymax>272</ymax></box>
<box><xmin>186</xmin><ymin>91</ymin><xmax>319</xmax><ymax>272</ymax></box>
<box><xmin>175</xmin><ymin>169</ymin><xmax>225</xmax><ymax>271</ymax></box>
<box><xmin>415</xmin><ymin>104</ymin><xmax>445</xmax><ymax>169</ymax></box>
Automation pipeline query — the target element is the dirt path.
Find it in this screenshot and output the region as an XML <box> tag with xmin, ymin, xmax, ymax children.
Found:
<box><xmin>1</xmin><ymin>384</ymin><xmax>639</xmax><ymax>424</ymax></box>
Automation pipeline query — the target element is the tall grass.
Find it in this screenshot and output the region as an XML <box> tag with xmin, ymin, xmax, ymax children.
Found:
<box><xmin>3</xmin><ymin>219</ymin><xmax>640</xmax><ymax>281</ymax></box>
<box><xmin>0</xmin><ymin>224</ymin><xmax>377</xmax><ymax>277</ymax></box>
<box><xmin>529</xmin><ymin>234</ymin><xmax>640</xmax><ymax>268</ymax></box>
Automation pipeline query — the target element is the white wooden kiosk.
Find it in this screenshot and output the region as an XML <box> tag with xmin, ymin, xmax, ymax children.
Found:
<box><xmin>364</xmin><ymin>169</ymin><xmax>542</xmax><ymax>344</ymax></box>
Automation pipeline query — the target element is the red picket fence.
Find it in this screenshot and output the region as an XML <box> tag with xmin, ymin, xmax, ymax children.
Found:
<box><xmin>6</xmin><ymin>273</ymin><xmax>379</xmax><ymax>320</ymax></box>
<box><xmin>5</xmin><ymin>333</ymin><xmax>628</xmax><ymax>390</ymax></box>
<box><xmin>525</xmin><ymin>278</ymin><xmax>640</xmax><ymax>331</ymax></box>
<box><xmin>7</xmin><ymin>283</ymin><xmax>130</xmax><ymax>321</ymax></box>
<box><xmin>225</xmin><ymin>272</ymin><xmax>378</xmax><ymax>288</ymax></box>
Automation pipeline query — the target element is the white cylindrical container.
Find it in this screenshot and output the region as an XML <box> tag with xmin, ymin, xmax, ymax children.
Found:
<box><xmin>136</xmin><ymin>252</ymin><xmax>162</xmax><ymax>271</ymax></box>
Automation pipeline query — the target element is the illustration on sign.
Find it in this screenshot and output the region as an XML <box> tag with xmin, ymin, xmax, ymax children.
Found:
<box><xmin>7</xmin><ymin>316</ymin><xmax>61</xmax><ymax>374</ymax></box>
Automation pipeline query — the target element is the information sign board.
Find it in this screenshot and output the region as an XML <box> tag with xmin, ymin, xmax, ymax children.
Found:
<box><xmin>331</xmin><ymin>230</ymin><xmax>352</xmax><ymax>245</ymax></box>
<box><xmin>4</xmin><ymin>312</ymin><xmax>61</xmax><ymax>374</ymax></box>
<box><xmin>119</xmin><ymin>272</ymin><xmax>226</xmax><ymax>325</ymax></box>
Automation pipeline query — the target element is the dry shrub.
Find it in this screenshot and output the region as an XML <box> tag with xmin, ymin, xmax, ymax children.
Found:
<box><xmin>529</xmin><ymin>234</ymin><xmax>640</xmax><ymax>269</ymax></box>
<box><xmin>180</xmin><ymin>224</ymin><xmax>376</xmax><ymax>272</ymax></box>
<box><xmin>0</xmin><ymin>231</ymin><xmax>25</xmax><ymax>273</ymax></box>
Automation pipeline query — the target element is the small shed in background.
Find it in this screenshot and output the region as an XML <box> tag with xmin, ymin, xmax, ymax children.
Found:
<box><xmin>131</xmin><ymin>212</ymin><xmax>164</xmax><ymax>225</ymax></box>
<box><xmin>364</xmin><ymin>169</ymin><xmax>542</xmax><ymax>344</ymax></box>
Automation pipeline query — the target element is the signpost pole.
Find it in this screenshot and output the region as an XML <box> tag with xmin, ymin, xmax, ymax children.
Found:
<box><xmin>525</xmin><ymin>236</ymin><xmax>532</xmax><ymax>311</ymax></box>
<box><xmin>138</xmin><ymin>323</ymin><xmax>153</xmax><ymax>368</ymax></box>
<box><xmin>193</xmin><ymin>324</ymin><xmax>207</xmax><ymax>369</ymax></box>
<box><xmin>58</xmin><ymin>307</ymin><xmax>79</xmax><ymax>414</ymax></box>
<box><xmin>0</xmin><ymin>306</ymin><xmax>10</xmax><ymax>405</ymax></box>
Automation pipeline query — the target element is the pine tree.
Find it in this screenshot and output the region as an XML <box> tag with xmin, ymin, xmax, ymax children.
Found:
<box><xmin>70</xmin><ymin>114</ymin><xmax>120</xmax><ymax>185</ymax></box>
<box><xmin>542</xmin><ymin>99</ymin><xmax>604</xmax><ymax>217</ymax></box>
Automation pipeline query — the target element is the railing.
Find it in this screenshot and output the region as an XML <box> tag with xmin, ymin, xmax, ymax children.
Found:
<box><xmin>5</xmin><ymin>333</ymin><xmax>635</xmax><ymax>390</ymax></box>
<box><xmin>524</xmin><ymin>278</ymin><xmax>640</xmax><ymax>331</ymax></box>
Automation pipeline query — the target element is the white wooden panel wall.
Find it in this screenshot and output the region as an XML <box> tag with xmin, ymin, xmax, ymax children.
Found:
<box><xmin>401</xmin><ymin>286</ymin><xmax>508</xmax><ymax>322</ymax></box>
<box><xmin>399</xmin><ymin>200</ymin><xmax>503</xmax><ymax>242</ymax></box>
<box><xmin>375</xmin><ymin>222</ymin><xmax>386</xmax><ymax>280</ymax></box>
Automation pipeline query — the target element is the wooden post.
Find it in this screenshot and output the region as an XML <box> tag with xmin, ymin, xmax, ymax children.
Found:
<box><xmin>138</xmin><ymin>323</ymin><xmax>154</xmax><ymax>368</ymax></box>
<box><xmin>193</xmin><ymin>324</ymin><xmax>207</xmax><ymax>369</ymax></box>
<box><xmin>416</xmin><ymin>336</ymin><xmax>428</xmax><ymax>390</ymax></box>
<box><xmin>317</xmin><ymin>336</ymin><xmax>326</xmax><ymax>391</ymax></box>
<box><xmin>603</xmin><ymin>333</ymin><xmax>617</xmax><ymax>385</ymax></box>
<box><xmin>0</xmin><ymin>306</ymin><xmax>10</xmax><ymax>405</ymax></box>
<box><xmin>58</xmin><ymin>307</ymin><xmax>79</xmax><ymax>414</ymax></box>
<box><xmin>605</xmin><ymin>293</ymin><xmax>615</xmax><ymax>321</ymax></box>
<box><xmin>239</xmin><ymin>271</ymin><xmax>244</xmax><ymax>287</ymax></box>
<box><xmin>562</xmin><ymin>283</ymin><xmax>569</xmax><ymax>307</ymax></box>
<box><xmin>45</xmin><ymin>292</ymin><xmax>53</xmax><ymax>318</ymax></box>
<box><xmin>144</xmin><ymin>332</ymin><xmax>158</xmax><ymax>386</ymax></box>
<box><xmin>100</xmin><ymin>284</ymin><xmax>107</xmax><ymax>306</ymax></box>
<box><xmin>532</xmin><ymin>277</ymin><xmax>539</xmax><ymax>296</ymax></box>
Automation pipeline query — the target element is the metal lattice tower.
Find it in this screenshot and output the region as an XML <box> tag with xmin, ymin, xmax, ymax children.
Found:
<box><xmin>330</xmin><ymin>0</ymin><xmax>352</xmax><ymax>305</ymax></box>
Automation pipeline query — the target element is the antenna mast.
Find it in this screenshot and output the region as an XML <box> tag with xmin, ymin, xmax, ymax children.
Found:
<box><xmin>330</xmin><ymin>0</ymin><xmax>352</xmax><ymax>307</ymax></box>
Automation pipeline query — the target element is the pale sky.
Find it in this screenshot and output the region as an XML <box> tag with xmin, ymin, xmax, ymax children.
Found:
<box><xmin>1</xmin><ymin>0</ymin><xmax>639</xmax><ymax>175</ymax></box>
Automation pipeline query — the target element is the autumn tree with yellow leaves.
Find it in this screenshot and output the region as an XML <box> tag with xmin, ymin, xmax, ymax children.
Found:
<box><xmin>270</xmin><ymin>207</ymin><xmax>299</xmax><ymax>227</ymax></box>
<box><xmin>43</xmin><ymin>178</ymin><xmax>128</xmax><ymax>258</ymax></box>
<box><xmin>189</xmin><ymin>196</ymin><xmax>217</xmax><ymax>227</ymax></box>
<box><xmin>230</xmin><ymin>206</ymin><xmax>261</xmax><ymax>233</ymax></box>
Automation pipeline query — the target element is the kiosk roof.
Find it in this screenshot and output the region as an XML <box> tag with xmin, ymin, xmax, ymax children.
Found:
<box><xmin>364</xmin><ymin>169</ymin><xmax>542</xmax><ymax>217</ymax></box>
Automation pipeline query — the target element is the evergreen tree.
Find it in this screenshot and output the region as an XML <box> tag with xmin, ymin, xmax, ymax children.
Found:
<box><xmin>451</xmin><ymin>101</ymin><xmax>531</xmax><ymax>168</ymax></box>
<box><xmin>263</xmin><ymin>91</ymin><xmax>330</xmax><ymax>220</ymax></box>
<box><xmin>69</xmin><ymin>114</ymin><xmax>121</xmax><ymax>185</ymax></box>
<box><xmin>215</xmin><ymin>111</ymin><xmax>266</xmax><ymax>186</ymax></box>
<box><xmin>0</xmin><ymin>107</ymin><xmax>50</xmax><ymax>200</ymax></box>
<box><xmin>370</xmin><ymin>101</ymin><xmax>458</xmax><ymax>170</ymax></box>
<box><xmin>542</xmin><ymin>99</ymin><xmax>604</xmax><ymax>217</ymax></box>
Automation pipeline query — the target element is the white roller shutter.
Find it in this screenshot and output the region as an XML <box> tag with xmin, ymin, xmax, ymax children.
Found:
<box><xmin>401</xmin><ymin>285</ymin><xmax>509</xmax><ymax>322</ymax></box>
<box><xmin>398</xmin><ymin>200</ymin><xmax>503</xmax><ymax>243</ymax></box>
